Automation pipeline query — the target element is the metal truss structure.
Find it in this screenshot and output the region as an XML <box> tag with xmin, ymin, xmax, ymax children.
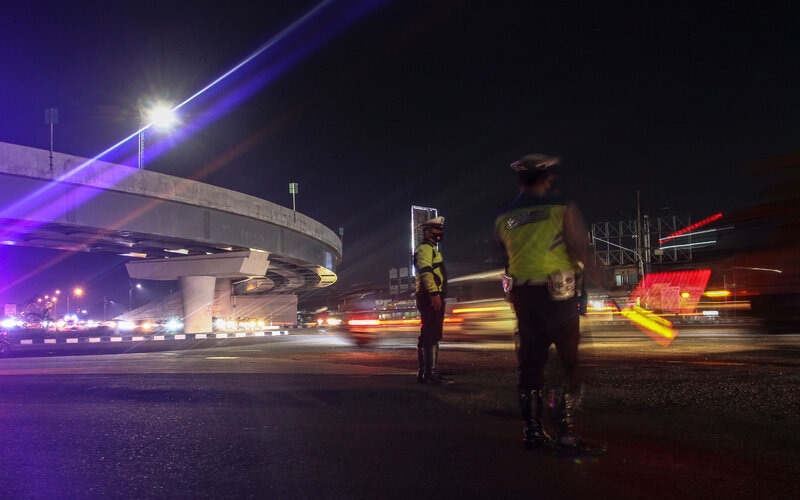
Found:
<box><xmin>591</xmin><ymin>215</ymin><xmax>694</xmax><ymax>271</ymax></box>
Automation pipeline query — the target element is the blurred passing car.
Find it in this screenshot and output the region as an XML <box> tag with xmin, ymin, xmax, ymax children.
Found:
<box><xmin>446</xmin><ymin>271</ymin><xmax>624</xmax><ymax>335</ymax></box>
<box><xmin>342</xmin><ymin>293</ymin><xmax>422</xmax><ymax>343</ymax></box>
<box><xmin>341</xmin><ymin>270</ymin><xmax>626</xmax><ymax>343</ymax></box>
<box><xmin>315</xmin><ymin>311</ymin><xmax>342</xmax><ymax>329</ymax></box>
<box><xmin>445</xmin><ymin>270</ymin><xmax>514</xmax><ymax>337</ymax></box>
<box><xmin>341</xmin><ymin>289</ymin><xmax>463</xmax><ymax>344</ymax></box>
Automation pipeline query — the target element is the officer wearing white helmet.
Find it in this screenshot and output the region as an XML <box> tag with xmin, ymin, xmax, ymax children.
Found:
<box><xmin>413</xmin><ymin>216</ymin><xmax>452</xmax><ymax>384</ymax></box>
<box><xmin>495</xmin><ymin>153</ymin><xmax>605</xmax><ymax>454</ymax></box>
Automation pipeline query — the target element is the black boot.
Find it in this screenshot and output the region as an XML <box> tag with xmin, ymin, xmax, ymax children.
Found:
<box><xmin>421</xmin><ymin>345</ymin><xmax>439</xmax><ymax>384</ymax></box>
<box><xmin>416</xmin><ymin>347</ymin><xmax>425</xmax><ymax>383</ymax></box>
<box><xmin>555</xmin><ymin>391</ymin><xmax>606</xmax><ymax>455</ymax></box>
<box><xmin>421</xmin><ymin>345</ymin><xmax>451</xmax><ymax>385</ymax></box>
<box><xmin>430</xmin><ymin>344</ymin><xmax>453</xmax><ymax>383</ymax></box>
<box><xmin>520</xmin><ymin>389</ymin><xmax>550</xmax><ymax>449</ymax></box>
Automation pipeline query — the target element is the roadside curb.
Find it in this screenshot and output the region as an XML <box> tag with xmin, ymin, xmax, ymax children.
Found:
<box><xmin>11</xmin><ymin>330</ymin><xmax>291</xmax><ymax>346</ymax></box>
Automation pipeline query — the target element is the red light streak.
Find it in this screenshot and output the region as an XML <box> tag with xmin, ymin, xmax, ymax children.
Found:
<box><xmin>659</xmin><ymin>212</ymin><xmax>723</xmax><ymax>244</ymax></box>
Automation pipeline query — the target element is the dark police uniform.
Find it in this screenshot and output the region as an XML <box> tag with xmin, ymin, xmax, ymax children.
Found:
<box><xmin>495</xmin><ymin>191</ymin><xmax>581</xmax><ymax>393</ymax></box>
<box><xmin>496</xmin><ymin>153</ymin><xmax>604</xmax><ymax>454</ymax></box>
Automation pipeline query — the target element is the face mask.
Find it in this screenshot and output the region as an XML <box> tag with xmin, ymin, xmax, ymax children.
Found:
<box><xmin>431</xmin><ymin>232</ymin><xmax>443</xmax><ymax>243</ymax></box>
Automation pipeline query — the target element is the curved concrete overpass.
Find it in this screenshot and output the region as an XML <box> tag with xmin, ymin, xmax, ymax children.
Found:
<box><xmin>0</xmin><ymin>142</ymin><xmax>342</xmax><ymax>332</ymax></box>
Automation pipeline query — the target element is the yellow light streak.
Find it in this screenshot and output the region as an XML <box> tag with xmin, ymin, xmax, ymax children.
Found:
<box><xmin>620</xmin><ymin>306</ymin><xmax>677</xmax><ymax>346</ymax></box>
<box><xmin>451</xmin><ymin>306</ymin><xmax>508</xmax><ymax>314</ymax></box>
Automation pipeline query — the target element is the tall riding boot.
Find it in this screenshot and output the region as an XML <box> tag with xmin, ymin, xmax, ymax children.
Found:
<box><xmin>416</xmin><ymin>348</ymin><xmax>425</xmax><ymax>383</ymax></box>
<box><xmin>431</xmin><ymin>344</ymin><xmax>453</xmax><ymax>383</ymax></box>
<box><xmin>422</xmin><ymin>345</ymin><xmax>438</xmax><ymax>384</ymax></box>
<box><xmin>556</xmin><ymin>391</ymin><xmax>606</xmax><ymax>455</ymax></box>
<box><xmin>520</xmin><ymin>389</ymin><xmax>550</xmax><ymax>449</ymax></box>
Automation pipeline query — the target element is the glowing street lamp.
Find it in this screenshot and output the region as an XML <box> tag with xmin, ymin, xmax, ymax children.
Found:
<box><xmin>138</xmin><ymin>101</ymin><xmax>177</xmax><ymax>169</ymax></box>
<box><xmin>67</xmin><ymin>287</ymin><xmax>84</xmax><ymax>315</ymax></box>
<box><xmin>150</xmin><ymin>106</ymin><xmax>177</xmax><ymax>129</ymax></box>
<box><xmin>129</xmin><ymin>282</ymin><xmax>142</xmax><ymax>311</ymax></box>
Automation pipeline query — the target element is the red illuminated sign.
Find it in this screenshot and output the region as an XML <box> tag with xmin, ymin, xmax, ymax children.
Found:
<box><xmin>623</xmin><ymin>269</ymin><xmax>712</xmax><ymax>347</ymax></box>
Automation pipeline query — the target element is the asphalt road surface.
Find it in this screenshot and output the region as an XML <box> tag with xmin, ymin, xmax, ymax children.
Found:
<box><xmin>1</xmin><ymin>326</ymin><xmax>798</xmax><ymax>499</ymax></box>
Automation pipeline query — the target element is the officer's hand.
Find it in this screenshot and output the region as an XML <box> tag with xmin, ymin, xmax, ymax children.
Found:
<box><xmin>430</xmin><ymin>294</ymin><xmax>442</xmax><ymax>310</ymax></box>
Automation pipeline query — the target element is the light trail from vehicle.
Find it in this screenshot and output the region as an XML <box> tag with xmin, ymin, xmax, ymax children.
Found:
<box><xmin>658</xmin><ymin>212</ymin><xmax>723</xmax><ymax>244</ymax></box>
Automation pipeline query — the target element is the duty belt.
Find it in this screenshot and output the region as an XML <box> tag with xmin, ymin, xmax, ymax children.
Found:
<box><xmin>514</xmin><ymin>279</ymin><xmax>548</xmax><ymax>286</ymax></box>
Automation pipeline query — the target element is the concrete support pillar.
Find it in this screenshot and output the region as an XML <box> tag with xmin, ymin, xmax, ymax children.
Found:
<box><xmin>179</xmin><ymin>275</ymin><xmax>217</xmax><ymax>333</ymax></box>
<box><xmin>126</xmin><ymin>251</ymin><xmax>272</xmax><ymax>333</ymax></box>
<box><xmin>213</xmin><ymin>278</ymin><xmax>234</xmax><ymax>320</ymax></box>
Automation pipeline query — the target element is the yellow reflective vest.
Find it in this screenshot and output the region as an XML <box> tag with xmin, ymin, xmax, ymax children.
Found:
<box><xmin>495</xmin><ymin>193</ymin><xmax>579</xmax><ymax>282</ymax></box>
<box><xmin>414</xmin><ymin>241</ymin><xmax>447</xmax><ymax>296</ymax></box>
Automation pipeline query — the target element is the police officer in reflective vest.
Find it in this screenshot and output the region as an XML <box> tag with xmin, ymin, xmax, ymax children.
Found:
<box><xmin>414</xmin><ymin>216</ymin><xmax>452</xmax><ymax>384</ymax></box>
<box><xmin>495</xmin><ymin>154</ymin><xmax>604</xmax><ymax>454</ymax></box>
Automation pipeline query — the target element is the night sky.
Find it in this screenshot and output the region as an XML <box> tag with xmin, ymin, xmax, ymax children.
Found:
<box><xmin>2</xmin><ymin>1</ymin><xmax>799</xmax><ymax>310</ymax></box>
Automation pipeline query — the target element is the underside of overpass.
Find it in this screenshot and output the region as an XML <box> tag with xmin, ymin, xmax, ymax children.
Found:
<box><xmin>0</xmin><ymin>142</ymin><xmax>342</xmax><ymax>333</ymax></box>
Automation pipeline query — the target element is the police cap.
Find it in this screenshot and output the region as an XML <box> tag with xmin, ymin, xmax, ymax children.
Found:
<box><xmin>510</xmin><ymin>153</ymin><xmax>561</xmax><ymax>172</ymax></box>
<box><xmin>420</xmin><ymin>216</ymin><xmax>445</xmax><ymax>230</ymax></box>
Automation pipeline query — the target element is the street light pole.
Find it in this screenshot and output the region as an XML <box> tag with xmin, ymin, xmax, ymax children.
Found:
<box><xmin>137</xmin><ymin>100</ymin><xmax>176</xmax><ymax>170</ymax></box>
<box><xmin>636</xmin><ymin>191</ymin><xmax>645</xmax><ymax>281</ymax></box>
<box><xmin>138</xmin><ymin>128</ymin><xmax>145</xmax><ymax>169</ymax></box>
<box><xmin>289</xmin><ymin>182</ymin><xmax>299</xmax><ymax>221</ymax></box>
<box><xmin>129</xmin><ymin>282</ymin><xmax>142</xmax><ymax>311</ymax></box>
<box><xmin>137</xmin><ymin>99</ymin><xmax>146</xmax><ymax>169</ymax></box>
<box><xmin>73</xmin><ymin>287</ymin><xmax>83</xmax><ymax>315</ymax></box>
<box><xmin>45</xmin><ymin>108</ymin><xmax>58</xmax><ymax>170</ymax></box>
